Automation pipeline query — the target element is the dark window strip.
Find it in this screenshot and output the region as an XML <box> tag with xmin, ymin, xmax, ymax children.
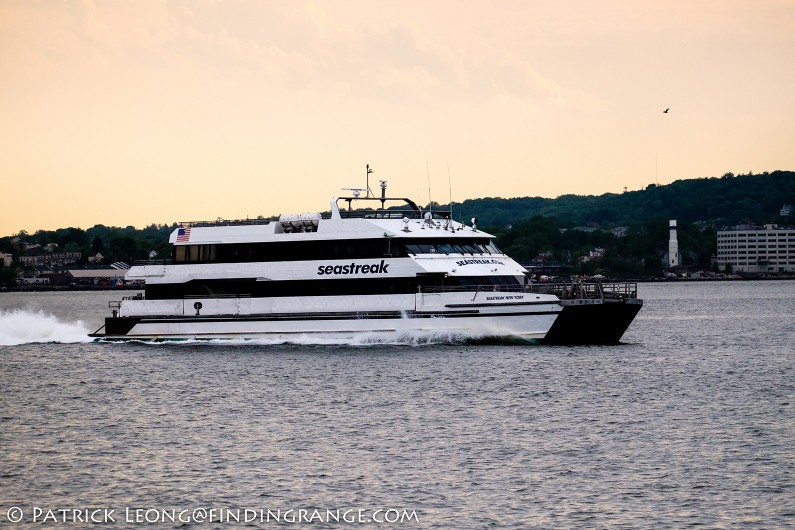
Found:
<box><xmin>145</xmin><ymin>275</ymin><xmax>523</xmax><ymax>300</ymax></box>
<box><xmin>170</xmin><ymin>238</ymin><xmax>498</xmax><ymax>264</ymax></box>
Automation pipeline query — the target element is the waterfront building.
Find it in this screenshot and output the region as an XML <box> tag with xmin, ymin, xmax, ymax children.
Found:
<box><xmin>716</xmin><ymin>224</ymin><xmax>795</xmax><ymax>273</ymax></box>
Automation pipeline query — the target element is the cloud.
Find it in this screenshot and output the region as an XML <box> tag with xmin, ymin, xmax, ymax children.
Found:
<box><xmin>78</xmin><ymin>0</ymin><xmax>180</xmax><ymax>52</ymax></box>
<box><xmin>58</xmin><ymin>2</ymin><xmax>599</xmax><ymax>111</ymax></box>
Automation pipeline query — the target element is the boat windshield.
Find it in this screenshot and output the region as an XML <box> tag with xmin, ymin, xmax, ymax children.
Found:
<box><xmin>404</xmin><ymin>241</ymin><xmax>502</xmax><ymax>255</ymax></box>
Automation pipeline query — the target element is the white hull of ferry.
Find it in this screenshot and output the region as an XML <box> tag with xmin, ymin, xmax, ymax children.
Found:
<box><xmin>105</xmin><ymin>314</ymin><xmax>556</xmax><ymax>343</ymax></box>
<box><xmin>100</xmin><ymin>292</ymin><xmax>562</xmax><ymax>343</ymax></box>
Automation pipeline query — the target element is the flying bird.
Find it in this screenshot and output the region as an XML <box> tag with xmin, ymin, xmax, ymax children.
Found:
<box><xmin>663</xmin><ymin>108</ymin><xmax>670</xmax><ymax>113</ymax></box>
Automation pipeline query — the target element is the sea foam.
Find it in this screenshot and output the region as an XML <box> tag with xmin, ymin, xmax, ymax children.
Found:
<box><xmin>0</xmin><ymin>308</ymin><xmax>93</xmax><ymax>346</ymax></box>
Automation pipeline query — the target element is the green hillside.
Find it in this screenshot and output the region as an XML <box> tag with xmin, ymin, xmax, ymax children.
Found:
<box><xmin>448</xmin><ymin>170</ymin><xmax>794</xmax><ymax>228</ymax></box>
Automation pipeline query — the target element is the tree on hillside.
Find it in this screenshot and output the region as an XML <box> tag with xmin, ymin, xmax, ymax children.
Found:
<box><xmin>91</xmin><ymin>235</ymin><xmax>104</xmax><ymax>255</ymax></box>
<box><xmin>0</xmin><ymin>263</ymin><xmax>19</xmax><ymax>288</ymax></box>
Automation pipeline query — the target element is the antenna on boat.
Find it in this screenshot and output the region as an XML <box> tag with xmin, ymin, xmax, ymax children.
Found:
<box><xmin>447</xmin><ymin>160</ymin><xmax>453</xmax><ymax>228</ymax></box>
<box><xmin>379</xmin><ymin>179</ymin><xmax>387</xmax><ymax>208</ymax></box>
<box><xmin>426</xmin><ymin>161</ymin><xmax>432</xmax><ymax>217</ymax></box>
<box><xmin>366</xmin><ymin>164</ymin><xmax>374</xmax><ymax>198</ymax></box>
<box><xmin>444</xmin><ymin>160</ymin><xmax>455</xmax><ymax>232</ymax></box>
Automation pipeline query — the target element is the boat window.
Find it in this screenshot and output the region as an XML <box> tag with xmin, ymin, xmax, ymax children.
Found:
<box><xmin>486</xmin><ymin>241</ymin><xmax>502</xmax><ymax>254</ymax></box>
<box><xmin>173</xmin><ymin>244</ymin><xmax>217</xmax><ymax>263</ymax></box>
<box><xmin>201</xmin><ymin>238</ymin><xmax>394</xmax><ymax>264</ymax></box>
<box><xmin>199</xmin><ymin>245</ymin><xmax>216</xmax><ymax>261</ymax></box>
<box><xmin>399</xmin><ymin>239</ymin><xmax>495</xmax><ymax>256</ymax></box>
<box><xmin>443</xmin><ymin>275</ymin><xmax>523</xmax><ymax>288</ymax></box>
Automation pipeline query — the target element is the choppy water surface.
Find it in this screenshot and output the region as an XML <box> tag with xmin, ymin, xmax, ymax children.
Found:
<box><xmin>1</xmin><ymin>282</ymin><xmax>793</xmax><ymax>528</ymax></box>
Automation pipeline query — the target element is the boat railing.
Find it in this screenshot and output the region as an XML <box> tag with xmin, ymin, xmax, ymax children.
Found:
<box><xmin>133</xmin><ymin>259</ymin><xmax>173</xmax><ymax>266</ymax></box>
<box><xmin>419</xmin><ymin>284</ymin><xmax>529</xmax><ymax>294</ymax></box>
<box><xmin>176</xmin><ymin>208</ymin><xmax>455</xmax><ymax>224</ymax></box>
<box><xmin>530</xmin><ymin>282</ymin><xmax>638</xmax><ymax>300</ymax></box>
<box><xmin>183</xmin><ymin>294</ymin><xmax>252</xmax><ymax>299</ymax></box>
<box><xmin>178</xmin><ymin>218</ymin><xmax>276</xmax><ymax>228</ymax></box>
<box><xmin>338</xmin><ymin>209</ymin><xmax>452</xmax><ymax>220</ymax></box>
<box><xmin>121</xmin><ymin>293</ymin><xmax>144</xmax><ymax>301</ymax></box>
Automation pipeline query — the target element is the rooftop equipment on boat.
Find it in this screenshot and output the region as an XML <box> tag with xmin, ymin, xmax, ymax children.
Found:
<box><xmin>279</xmin><ymin>213</ymin><xmax>321</xmax><ymax>232</ymax></box>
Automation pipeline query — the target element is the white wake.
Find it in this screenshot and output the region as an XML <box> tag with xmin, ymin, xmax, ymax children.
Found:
<box><xmin>0</xmin><ymin>308</ymin><xmax>93</xmax><ymax>346</ymax></box>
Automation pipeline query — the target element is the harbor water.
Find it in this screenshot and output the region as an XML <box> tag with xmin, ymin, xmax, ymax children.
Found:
<box><xmin>1</xmin><ymin>281</ymin><xmax>793</xmax><ymax>528</ymax></box>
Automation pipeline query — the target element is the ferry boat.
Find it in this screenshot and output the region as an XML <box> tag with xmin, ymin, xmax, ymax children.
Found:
<box><xmin>90</xmin><ymin>175</ymin><xmax>565</xmax><ymax>342</ymax></box>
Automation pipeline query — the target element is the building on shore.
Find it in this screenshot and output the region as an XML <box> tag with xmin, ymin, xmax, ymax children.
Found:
<box><xmin>716</xmin><ymin>224</ymin><xmax>795</xmax><ymax>273</ymax></box>
<box><xmin>0</xmin><ymin>252</ymin><xmax>12</xmax><ymax>267</ymax></box>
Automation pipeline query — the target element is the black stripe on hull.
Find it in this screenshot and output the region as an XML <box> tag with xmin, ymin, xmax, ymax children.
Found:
<box><xmin>143</xmin><ymin>276</ymin><xmax>526</xmax><ymax>300</ymax></box>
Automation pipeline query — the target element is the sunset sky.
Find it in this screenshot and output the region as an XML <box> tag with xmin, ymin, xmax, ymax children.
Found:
<box><xmin>2</xmin><ymin>0</ymin><xmax>794</xmax><ymax>235</ymax></box>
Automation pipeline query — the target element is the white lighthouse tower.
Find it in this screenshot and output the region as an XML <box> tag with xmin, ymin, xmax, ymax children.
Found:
<box><xmin>668</xmin><ymin>219</ymin><xmax>680</xmax><ymax>268</ymax></box>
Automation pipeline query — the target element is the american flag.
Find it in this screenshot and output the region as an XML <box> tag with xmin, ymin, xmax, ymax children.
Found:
<box><xmin>176</xmin><ymin>227</ymin><xmax>191</xmax><ymax>242</ymax></box>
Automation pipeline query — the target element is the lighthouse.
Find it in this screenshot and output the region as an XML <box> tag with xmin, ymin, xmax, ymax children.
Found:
<box><xmin>668</xmin><ymin>220</ymin><xmax>680</xmax><ymax>268</ymax></box>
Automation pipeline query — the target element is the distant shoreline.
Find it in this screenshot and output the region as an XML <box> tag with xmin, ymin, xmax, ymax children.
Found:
<box><xmin>1</xmin><ymin>285</ymin><xmax>144</xmax><ymax>293</ymax></box>
<box><xmin>636</xmin><ymin>275</ymin><xmax>795</xmax><ymax>283</ymax></box>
